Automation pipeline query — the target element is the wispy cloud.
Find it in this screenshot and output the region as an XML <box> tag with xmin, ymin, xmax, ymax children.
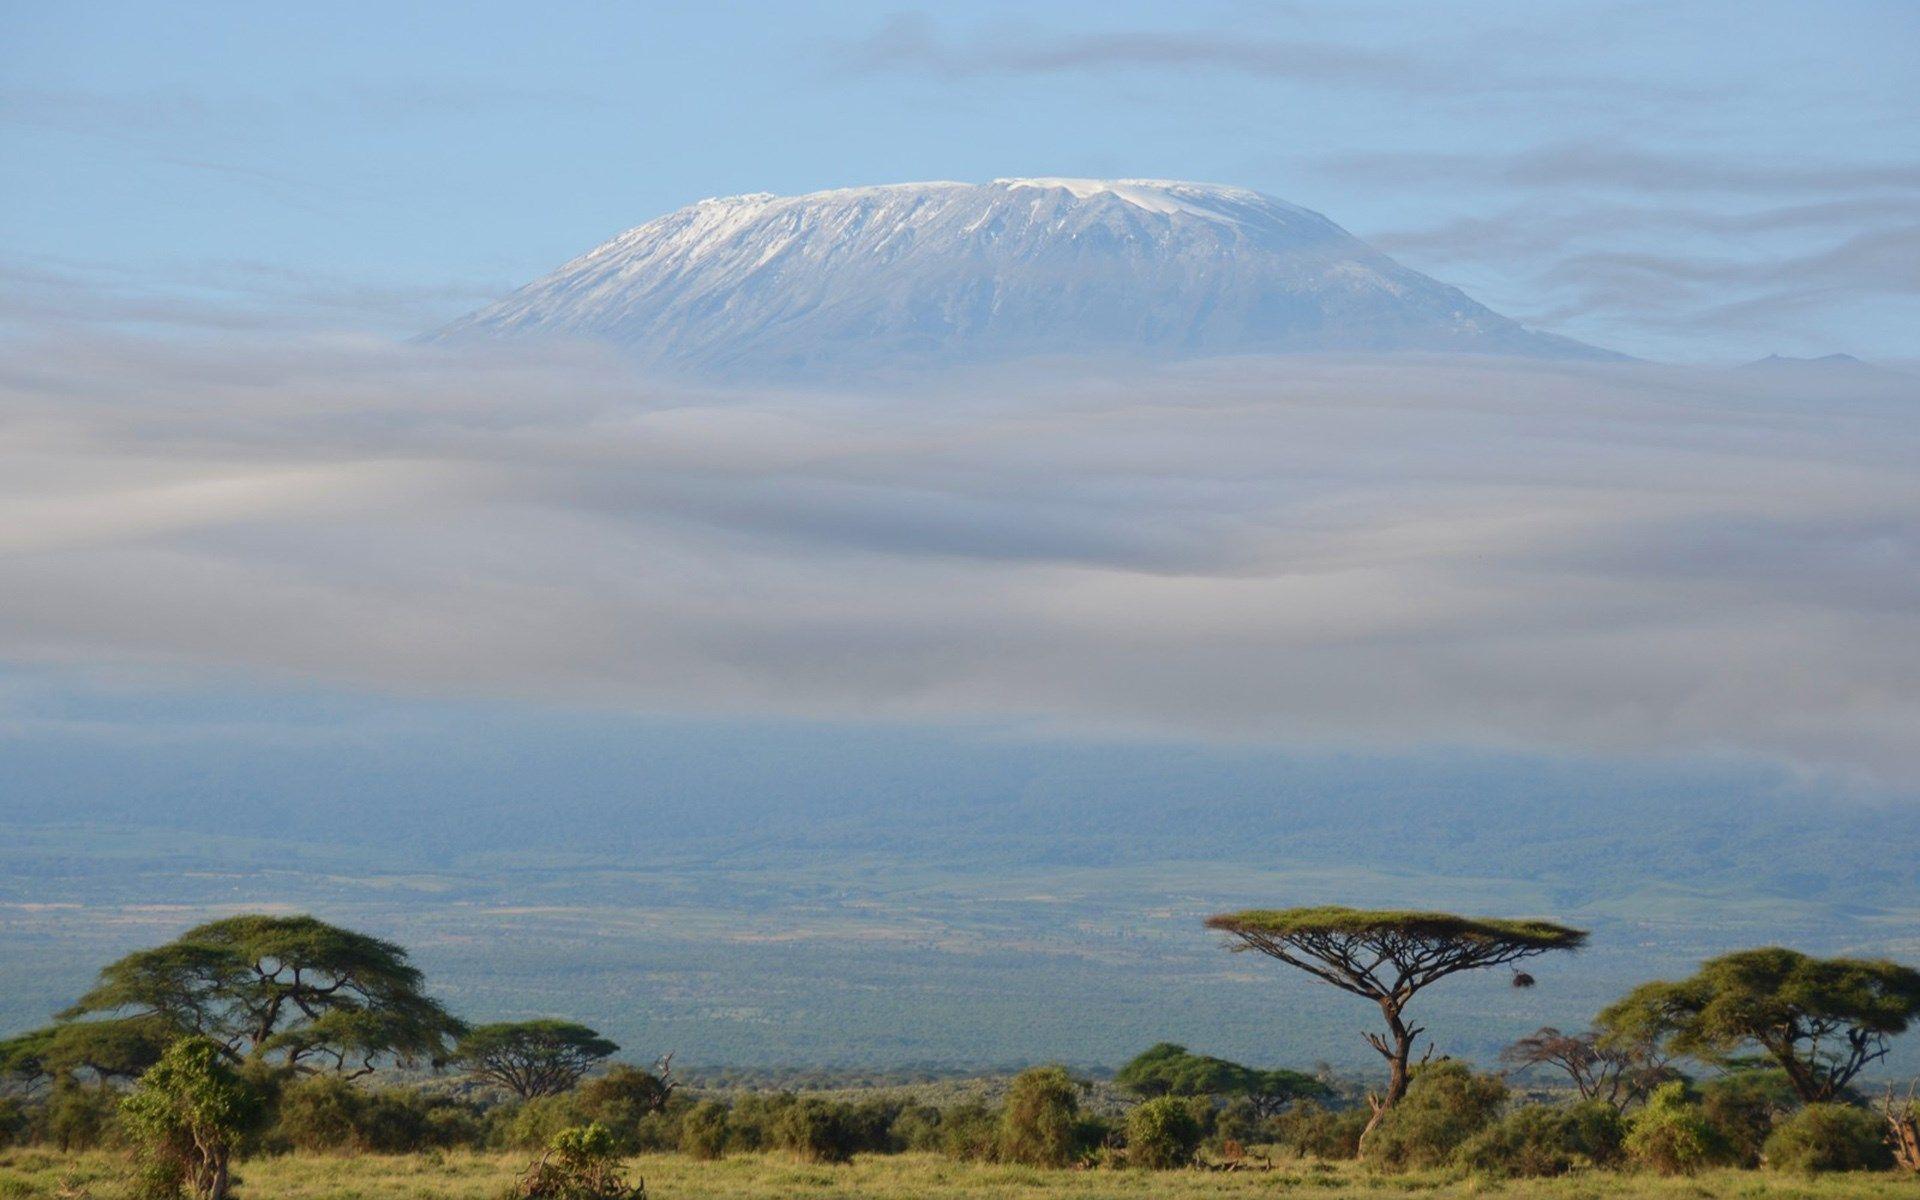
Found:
<box><xmin>1323</xmin><ymin>141</ymin><xmax>1920</xmax><ymax>196</ymax></box>
<box><xmin>1</xmin><ymin>337</ymin><xmax>1914</xmax><ymax>783</ymax></box>
<box><xmin>833</xmin><ymin>15</ymin><xmax>1691</xmax><ymax>101</ymax></box>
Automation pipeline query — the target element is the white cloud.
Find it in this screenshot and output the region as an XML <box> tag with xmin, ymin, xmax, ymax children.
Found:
<box><xmin>2</xmin><ymin>334</ymin><xmax>1916</xmax><ymax>782</ymax></box>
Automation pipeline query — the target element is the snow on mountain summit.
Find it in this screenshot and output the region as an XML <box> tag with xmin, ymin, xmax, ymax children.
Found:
<box><xmin>434</xmin><ymin>178</ymin><xmax>1613</xmax><ymax>376</ymax></box>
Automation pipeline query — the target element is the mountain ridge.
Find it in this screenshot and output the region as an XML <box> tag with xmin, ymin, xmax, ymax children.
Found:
<box><xmin>433</xmin><ymin>178</ymin><xmax>1618</xmax><ymax>377</ymax></box>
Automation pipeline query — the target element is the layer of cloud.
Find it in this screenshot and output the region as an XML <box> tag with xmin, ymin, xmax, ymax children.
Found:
<box><xmin>1</xmin><ymin>336</ymin><xmax>1916</xmax><ymax>783</ymax></box>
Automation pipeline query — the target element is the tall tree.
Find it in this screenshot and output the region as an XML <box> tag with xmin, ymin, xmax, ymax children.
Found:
<box><xmin>1598</xmin><ymin>947</ymin><xmax>1920</xmax><ymax>1103</ymax></box>
<box><xmin>1206</xmin><ymin>906</ymin><xmax>1585</xmax><ymax>1136</ymax></box>
<box><xmin>452</xmin><ymin>1020</ymin><xmax>619</xmax><ymax>1098</ymax></box>
<box><xmin>59</xmin><ymin>914</ymin><xmax>463</xmax><ymax>1076</ymax></box>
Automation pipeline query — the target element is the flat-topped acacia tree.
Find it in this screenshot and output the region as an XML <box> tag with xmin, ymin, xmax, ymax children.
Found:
<box><xmin>1205</xmin><ymin>906</ymin><xmax>1586</xmax><ymax>1135</ymax></box>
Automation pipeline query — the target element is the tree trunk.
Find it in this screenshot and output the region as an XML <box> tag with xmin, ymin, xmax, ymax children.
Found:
<box><xmin>1359</xmin><ymin>1005</ymin><xmax>1414</xmax><ymax>1147</ymax></box>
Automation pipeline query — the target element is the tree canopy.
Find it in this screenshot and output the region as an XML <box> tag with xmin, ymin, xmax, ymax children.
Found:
<box><xmin>1114</xmin><ymin>1043</ymin><xmax>1326</xmax><ymax>1116</ymax></box>
<box><xmin>1207</xmin><ymin>906</ymin><xmax>1584</xmax><ymax>1133</ymax></box>
<box><xmin>58</xmin><ymin>914</ymin><xmax>463</xmax><ymax>1076</ymax></box>
<box><xmin>1597</xmin><ymin>947</ymin><xmax>1920</xmax><ymax>1103</ymax></box>
<box><xmin>1498</xmin><ymin>1026</ymin><xmax>1670</xmax><ymax>1111</ymax></box>
<box><xmin>452</xmin><ymin>1020</ymin><xmax>620</xmax><ymax>1098</ymax></box>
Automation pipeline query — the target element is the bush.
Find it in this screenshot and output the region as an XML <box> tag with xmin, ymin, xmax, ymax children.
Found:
<box><xmin>271</xmin><ymin>1075</ymin><xmax>362</xmax><ymax>1152</ymax></box>
<box><xmin>1125</xmin><ymin>1096</ymin><xmax>1202</xmax><ymax>1169</ymax></box>
<box><xmin>773</xmin><ymin>1098</ymin><xmax>856</xmax><ymax>1164</ymax></box>
<box><xmin>678</xmin><ymin>1100</ymin><xmax>728</xmax><ymax>1160</ymax></box>
<box><xmin>43</xmin><ymin>1084</ymin><xmax>124</xmax><ymax>1152</ymax></box>
<box><xmin>717</xmin><ymin>1093</ymin><xmax>791</xmax><ymax>1152</ymax></box>
<box><xmin>511</xmin><ymin>1122</ymin><xmax>645</xmax><ymax>1200</ymax></box>
<box><xmin>1268</xmin><ymin>1099</ymin><xmax>1366</xmax><ymax>1160</ymax></box>
<box><xmin>934</xmin><ymin>1102</ymin><xmax>1000</xmax><ymax>1162</ymax></box>
<box><xmin>1763</xmin><ymin>1103</ymin><xmax>1894</xmax><ymax>1174</ymax></box>
<box><xmin>888</xmin><ymin>1104</ymin><xmax>944</xmax><ymax>1153</ymax></box>
<box><xmin>998</xmin><ymin>1066</ymin><xmax>1082</xmax><ymax>1167</ymax></box>
<box><xmin>120</xmin><ymin>1036</ymin><xmax>262</xmax><ymax>1200</ymax></box>
<box><xmin>1701</xmin><ymin>1070</ymin><xmax>1795</xmax><ymax>1167</ymax></box>
<box><xmin>0</xmin><ymin>1096</ymin><xmax>28</xmax><ymax>1147</ymax></box>
<box><xmin>1457</xmin><ymin>1101</ymin><xmax>1622</xmax><ymax>1178</ymax></box>
<box><xmin>1624</xmin><ymin>1081</ymin><xmax>1727</xmax><ymax>1176</ymax></box>
<box><xmin>497</xmin><ymin>1095</ymin><xmax>591</xmax><ymax>1151</ymax></box>
<box><xmin>1365</xmin><ymin>1061</ymin><xmax>1506</xmax><ymax>1171</ymax></box>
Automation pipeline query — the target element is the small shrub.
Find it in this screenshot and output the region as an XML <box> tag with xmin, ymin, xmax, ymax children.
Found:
<box><xmin>1701</xmin><ymin>1069</ymin><xmax>1795</xmax><ymax>1167</ymax></box>
<box><xmin>1125</xmin><ymin>1096</ymin><xmax>1202</xmax><ymax>1169</ymax></box>
<box><xmin>1458</xmin><ymin>1102</ymin><xmax>1622</xmax><ymax>1177</ymax></box>
<box><xmin>512</xmin><ymin>1122</ymin><xmax>645</xmax><ymax>1200</ymax></box>
<box><xmin>1763</xmin><ymin>1103</ymin><xmax>1894</xmax><ymax>1174</ymax></box>
<box><xmin>678</xmin><ymin>1100</ymin><xmax>728</xmax><ymax>1160</ymax></box>
<box><xmin>935</xmin><ymin>1102</ymin><xmax>1000</xmax><ymax>1162</ymax></box>
<box><xmin>1365</xmin><ymin>1061</ymin><xmax>1506</xmax><ymax>1171</ymax></box>
<box><xmin>498</xmin><ymin>1095</ymin><xmax>592</xmax><ymax>1151</ymax></box>
<box><xmin>773</xmin><ymin>1098</ymin><xmax>855</xmax><ymax>1164</ymax></box>
<box><xmin>44</xmin><ymin>1085</ymin><xmax>124</xmax><ymax>1152</ymax></box>
<box><xmin>120</xmin><ymin>1037</ymin><xmax>262</xmax><ymax>1200</ymax></box>
<box><xmin>1624</xmin><ymin>1081</ymin><xmax>1727</xmax><ymax>1176</ymax></box>
<box><xmin>997</xmin><ymin>1066</ymin><xmax>1081</xmax><ymax>1167</ymax></box>
<box><xmin>888</xmin><ymin>1104</ymin><xmax>944</xmax><ymax>1153</ymax></box>
<box><xmin>1268</xmin><ymin>1099</ymin><xmax>1366</xmax><ymax>1159</ymax></box>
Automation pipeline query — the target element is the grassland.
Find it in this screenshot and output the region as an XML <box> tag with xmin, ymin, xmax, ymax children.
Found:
<box><xmin>2</xmin><ymin>1150</ymin><xmax>1912</xmax><ymax>1200</ymax></box>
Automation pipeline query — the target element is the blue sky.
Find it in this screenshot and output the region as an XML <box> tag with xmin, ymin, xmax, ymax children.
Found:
<box><xmin>4</xmin><ymin>0</ymin><xmax>1916</xmax><ymax>361</ymax></box>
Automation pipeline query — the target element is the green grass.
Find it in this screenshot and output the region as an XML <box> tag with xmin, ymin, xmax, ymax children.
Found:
<box><xmin>1</xmin><ymin>1150</ymin><xmax>1912</xmax><ymax>1199</ymax></box>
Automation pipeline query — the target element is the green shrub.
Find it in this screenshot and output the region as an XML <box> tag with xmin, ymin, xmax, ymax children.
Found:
<box><xmin>497</xmin><ymin>1095</ymin><xmax>592</xmax><ymax>1151</ymax></box>
<box><xmin>773</xmin><ymin>1098</ymin><xmax>856</xmax><ymax>1164</ymax></box>
<box><xmin>120</xmin><ymin>1036</ymin><xmax>263</xmax><ymax>1200</ymax></box>
<box><xmin>997</xmin><ymin>1066</ymin><xmax>1082</xmax><ymax>1167</ymax></box>
<box><xmin>1457</xmin><ymin>1101</ymin><xmax>1622</xmax><ymax>1178</ymax></box>
<box><xmin>1624</xmin><ymin>1081</ymin><xmax>1727</xmax><ymax>1175</ymax></box>
<box><xmin>717</xmin><ymin>1092</ymin><xmax>791</xmax><ymax>1152</ymax></box>
<box><xmin>511</xmin><ymin>1122</ymin><xmax>645</xmax><ymax>1200</ymax></box>
<box><xmin>1268</xmin><ymin>1099</ymin><xmax>1366</xmax><ymax>1159</ymax></box>
<box><xmin>271</xmin><ymin>1075</ymin><xmax>362</xmax><ymax>1152</ymax></box>
<box><xmin>0</xmin><ymin>1097</ymin><xmax>28</xmax><ymax>1147</ymax></box>
<box><xmin>1365</xmin><ymin>1061</ymin><xmax>1506</xmax><ymax>1171</ymax></box>
<box><xmin>1125</xmin><ymin>1096</ymin><xmax>1202</xmax><ymax>1169</ymax></box>
<box><xmin>888</xmin><ymin>1104</ymin><xmax>944</xmax><ymax>1153</ymax></box>
<box><xmin>1763</xmin><ymin>1103</ymin><xmax>1894</xmax><ymax>1174</ymax></box>
<box><xmin>935</xmin><ymin>1102</ymin><xmax>1001</xmax><ymax>1162</ymax></box>
<box><xmin>43</xmin><ymin>1084</ymin><xmax>124</xmax><ymax>1151</ymax></box>
<box><xmin>1701</xmin><ymin>1069</ymin><xmax>1795</xmax><ymax>1167</ymax></box>
<box><xmin>679</xmin><ymin>1100</ymin><xmax>729</xmax><ymax>1160</ymax></box>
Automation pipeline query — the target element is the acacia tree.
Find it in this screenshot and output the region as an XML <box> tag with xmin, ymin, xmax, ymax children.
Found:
<box><xmin>453</xmin><ymin>1021</ymin><xmax>620</xmax><ymax>1098</ymax></box>
<box><xmin>0</xmin><ymin>1016</ymin><xmax>175</xmax><ymax>1094</ymax></box>
<box><xmin>59</xmin><ymin>914</ymin><xmax>464</xmax><ymax>1076</ymax></box>
<box><xmin>1499</xmin><ymin>1026</ymin><xmax>1671</xmax><ymax>1111</ymax></box>
<box><xmin>1206</xmin><ymin>906</ymin><xmax>1585</xmax><ymax>1135</ymax></box>
<box><xmin>1114</xmin><ymin>1043</ymin><xmax>1326</xmax><ymax>1116</ymax></box>
<box><xmin>1598</xmin><ymin>947</ymin><xmax>1920</xmax><ymax>1103</ymax></box>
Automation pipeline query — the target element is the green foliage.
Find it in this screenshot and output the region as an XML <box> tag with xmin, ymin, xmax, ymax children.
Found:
<box><xmin>1599</xmin><ymin>948</ymin><xmax>1920</xmax><ymax>1103</ymax></box>
<box><xmin>1268</xmin><ymin>1099</ymin><xmax>1367</xmax><ymax>1160</ymax></box>
<box><xmin>120</xmin><ymin>1036</ymin><xmax>262</xmax><ymax>1200</ymax></box>
<box><xmin>1700</xmin><ymin>1068</ymin><xmax>1796</xmax><ymax>1166</ymax></box>
<box><xmin>996</xmin><ymin>1066</ymin><xmax>1081</xmax><ymax>1167</ymax></box>
<box><xmin>61</xmin><ymin>915</ymin><xmax>463</xmax><ymax>1077</ymax></box>
<box><xmin>772</xmin><ymin>1097</ymin><xmax>857</xmax><ymax>1164</ymax></box>
<box><xmin>1624</xmin><ymin>1081</ymin><xmax>1729</xmax><ymax>1175</ymax></box>
<box><xmin>42</xmin><ymin>1084</ymin><xmax>125</xmax><ymax>1152</ymax></box>
<box><xmin>269</xmin><ymin>1074</ymin><xmax>483</xmax><ymax>1153</ymax></box>
<box><xmin>678</xmin><ymin>1100</ymin><xmax>729</xmax><ymax>1160</ymax></box>
<box><xmin>1364</xmin><ymin>1061</ymin><xmax>1506</xmax><ymax>1171</ymax></box>
<box><xmin>1114</xmin><ymin>1043</ymin><xmax>1325</xmax><ymax>1115</ymax></box>
<box><xmin>1124</xmin><ymin>1096</ymin><xmax>1202</xmax><ymax>1169</ymax></box>
<box><xmin>1206</xmin><ymin>906</ymin><xmax>1588</xmax><ymax>949</ymax></box>
<box><xmin>453</xmin><ymin>1022</ymin><xmax>619</xmax><ymax>1099</ymax></box>
<box><xmin>512</xmin><ymin>1122</ymin><xmax>645</xmax><ymax>1200</ymax></box>
<box><xmin>930</xmin><ymin>1101</ymin><xmax>1001</xmax><ymax>1161</ymax></box>
<box><xmin>1457</xmin><ymin>1101</ymin><xmax>1624</xmax><ymax>1177</ymax></box>
<box><xmin>1762</xmin><ymin>1103</ymin><xmax>1895</xmax><ymax>1174</ymax></box>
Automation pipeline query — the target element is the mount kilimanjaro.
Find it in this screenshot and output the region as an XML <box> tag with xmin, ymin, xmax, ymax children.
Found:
<box><xmin>434</xmin><ymin>178</ymin><xmax>1615</xmax><ymax>377</ymax></box>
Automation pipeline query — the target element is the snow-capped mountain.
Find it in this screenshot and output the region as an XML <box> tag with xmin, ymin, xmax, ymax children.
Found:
<box><xmin>434</xmin><ymin>178</ymin><xmax>1614</xmax><ymax>376</ymax></box>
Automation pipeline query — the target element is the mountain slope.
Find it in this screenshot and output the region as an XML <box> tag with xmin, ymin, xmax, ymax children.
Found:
<box><xmin>434</xmin><ymin>178</ymin><xmax>1615</xmax><ymax>376</ymax></box>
